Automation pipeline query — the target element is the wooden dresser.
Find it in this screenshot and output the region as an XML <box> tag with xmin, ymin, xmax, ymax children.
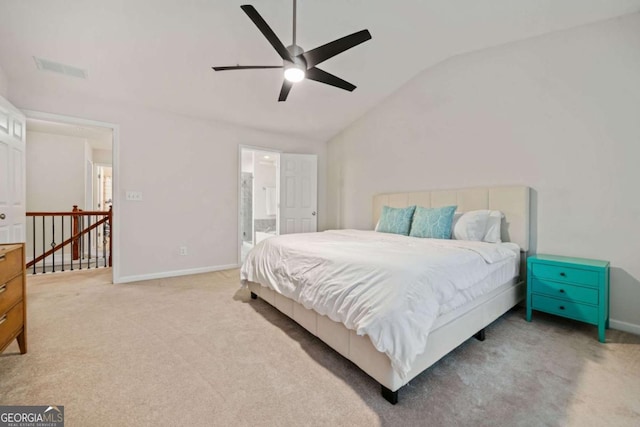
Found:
<box><xmin>0</xmin><ymin>243</ymin><xmax>27</xmax><ymax>354</ymax></box>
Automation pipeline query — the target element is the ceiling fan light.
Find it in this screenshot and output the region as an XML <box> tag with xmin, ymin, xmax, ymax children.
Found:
<box><xmin>284</xmin><ymin>65</ymin><xmax>305</xmax><ymax>83</ymax></box>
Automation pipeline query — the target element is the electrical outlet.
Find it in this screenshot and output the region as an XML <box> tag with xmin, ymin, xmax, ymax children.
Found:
<box><xmin>179</xmin><ymin>246</ymin><xmax>188</xmax><ymax>256</ymax></box>
<box><xmin>126</xmin><ymin>191</ymin><xmax>143</xmax><ymax>201</ymax></box>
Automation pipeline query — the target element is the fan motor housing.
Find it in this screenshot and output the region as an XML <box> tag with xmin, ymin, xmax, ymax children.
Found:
<box><xmin>286</xmin><ymin>45</ymin><xmax>307</xmax><ymax>69</ymax></box>
<box><xmin>286</xmin><ymin>44</ymin><xmax>304</xmax><ymax>56</ymax></box>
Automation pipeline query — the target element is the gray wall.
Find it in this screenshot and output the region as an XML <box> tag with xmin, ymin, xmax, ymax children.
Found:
<box><xmin>327</xmin><ymin>14</ymin><xmax>640</xmax><ymax>332</ymax></box>
<box><xmin>0</xmin><ymin>64</ymin><xmax>8</xmax><ymax>98</ymax></box>
<box><xmin>8</xmin><ymin>86</ymin><xmax>327</xmax><ymax>282</ymax></box>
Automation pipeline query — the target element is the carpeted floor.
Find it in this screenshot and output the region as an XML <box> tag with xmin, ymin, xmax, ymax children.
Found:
<box><xmin>1</xmin><ymin>269</ymin><xmax>639</xmax><ymax>426</ymax></box>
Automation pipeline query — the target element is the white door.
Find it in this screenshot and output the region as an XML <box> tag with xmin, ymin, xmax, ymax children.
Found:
<box><xmin>0</xmin><ymin>96</ymin><xmax>26</xmax><ymax>243</ymax></box>
<box><xmin>279</xmin><ymin>153</ymin><xmax>317</xmax><ymax>234</ymax></box>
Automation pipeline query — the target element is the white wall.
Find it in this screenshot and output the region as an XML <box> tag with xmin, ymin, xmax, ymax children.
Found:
<box><xmin>9</xmin><ymin>87</ymin><xmax>326</xmax><ymax>282</ymax></box>
<box><xmin>25</xmin><ymin>131</ymin><xmax>88</xmax><ymax>260</ymax></box>
<box><xmin>0</xmin><ymin>64</ymin><xmax>8</xmax><ymax>98</ymax></box>
<box><xmin>327</xmin><ymin>14</ymin><xmax>640</xmax><ymax>330</ymax></box>
<box><xmin>92</xmin><ymin>149</ymin><xmax>112</xmax><ymax>166</ymax></box>
<box><xmin>26</xmin><ymin>131</ymin><xmax>86</xmax><ymax>211</ymax></box>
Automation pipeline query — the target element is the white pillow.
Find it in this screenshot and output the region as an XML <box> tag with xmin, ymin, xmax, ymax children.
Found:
<box><xmin>484</xmin><ymin>211</ymin><xmax>504</xmax><ymax>243</ymax></box>
<box><xmin>452</xmin><ymin>210</ymin><xmax>490</xmax><ymax>241</ymax></box>
<box><xmin>450</xmin><ymin>212</ymin><xmax>463</xmax><ymax>238</ymax></box>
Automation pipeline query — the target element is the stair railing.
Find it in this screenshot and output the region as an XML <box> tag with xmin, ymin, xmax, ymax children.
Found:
<box><xmin>25</xmin><ymin>205</ymin><xmax>112</xmax><ymax>274</ymax></box>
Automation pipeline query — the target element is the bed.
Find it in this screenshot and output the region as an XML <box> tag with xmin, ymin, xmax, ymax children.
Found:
<box><xmin>242</xmin><ymin>186</ymin><xmax>530</xmax><ymax>404</ymax></box>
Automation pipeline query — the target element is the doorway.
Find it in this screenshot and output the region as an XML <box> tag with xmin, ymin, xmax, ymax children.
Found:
<box><xmin>22</xmin><ymin>112</ymin><xmax>117</xmax><ymax>280</ymax></box>
<box><xmin>239</xmin><ymin>147</ymin><xmax>280</xmax><ymax>263</ymax></box>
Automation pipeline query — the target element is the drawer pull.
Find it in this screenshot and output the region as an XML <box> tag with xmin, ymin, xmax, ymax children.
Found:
<box><xmin>559</xmin><ymin>306</ymin><xmax>565</xmax><ymax>310</ymax></box>
<box><xmin>0</xmin><ymin>314</ymin><xmax>6</xmax><ymax>325</ymax></box>
<box><xmin>0</xmin><ymin>284</ymin><xmax>6</xmax><ymax>294</ymax></box>
<box><xmin>0</xmin><ymin>254</ymin><xmax>5</xmax><ymax>262</ymax></box>
<box><xmin>559</xmin><ymin>272</ymin><xmax>566</xmax><ymax>277</ymax></box>
<box><xmin>559</xmin><ymin>289</ymin><xmax>565</xmax><ymax>293</ymax></box>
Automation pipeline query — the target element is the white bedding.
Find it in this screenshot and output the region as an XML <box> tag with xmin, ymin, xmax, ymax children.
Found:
<box><xmin>240</xmin><ymin>229</ymin><xmax>519</xmax><ymax>378</ymax></box>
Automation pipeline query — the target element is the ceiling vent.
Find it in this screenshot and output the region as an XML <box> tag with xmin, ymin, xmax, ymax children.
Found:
<box><xmin>34</xmin><ymin>57</ymin><xmax>88</xmax><ymax>79</ymax></box>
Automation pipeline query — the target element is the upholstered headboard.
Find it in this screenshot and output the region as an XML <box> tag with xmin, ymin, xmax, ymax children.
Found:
<box><xmin>373</xmin><ymin>186</ymin><xmax>530</xmax><ymax>251</ymax></box>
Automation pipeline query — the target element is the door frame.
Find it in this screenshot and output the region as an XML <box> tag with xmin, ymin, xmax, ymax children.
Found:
<box><xmin>22</xmin><ymin>109</ymin><xmax>120</xmax><ymax>284</ymax></box>
<box><xmin>237</xmin><ymin>144</ymin><xmax>281</xmax><ymax>266</ymax></box>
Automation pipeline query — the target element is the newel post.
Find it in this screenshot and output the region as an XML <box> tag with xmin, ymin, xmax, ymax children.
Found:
<box><xmin>72</xmin><ymin>205</ymin><xmax>79</xmax><ymax>260</ymax></box>
<box><xmin>108</xmin><ymin>205</ymin><xmax>112</xmax><ymax>267</ymax></box>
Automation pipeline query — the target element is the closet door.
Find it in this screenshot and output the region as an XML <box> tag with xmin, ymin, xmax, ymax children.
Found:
<box><xmin>0</xmin><ymin>96</ymin><xmax>26</xmax><ymax>243</ymax></box>
<box><xmin>279</xmin><ymin>153</ymin><xmax>317</xmax><ymax>234</ymax></box>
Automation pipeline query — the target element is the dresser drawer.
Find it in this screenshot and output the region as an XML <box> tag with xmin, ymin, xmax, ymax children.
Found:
<box><xmin>0</xmin><ymin>245</ymin><xmax>23</xmax><ymax>285</ymax></box>
<box><xmin>0</xmin><ymin>302</ymin><xmax>24</xmax><ymax>346</ymax></box>
<box><xmin>531</xmin><ymin>294</ymin><xmax>597</xmax><ymax>325</ymax></box>
<box><xmin>532</xmin><ymin>263</ymin><xmax>598</xmax><ymax>287</ymax></box>
<box><xmin>531</xmin><ymin>278</ymin><xmax>598</xmax><ymax>305</ymax></box>
<box><xmin>0</xmin><ymin>274</ymin><xmax>23</xmax><ymax>315</ymax></box>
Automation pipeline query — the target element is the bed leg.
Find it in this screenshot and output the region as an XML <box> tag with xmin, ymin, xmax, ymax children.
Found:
<box><xmin>474</xmin><ymin>328</ymin><xmax>486</xmax><ymax>342</ymax></box>
<box><xmin>381</xmin><ymin>385</ymin><xmax>398</xmax><ymax>405</ymax></box>
<box><xmin>250</xmin><ymin>292</ymin><xmax>258</xmax><ymax>300</ymax></box>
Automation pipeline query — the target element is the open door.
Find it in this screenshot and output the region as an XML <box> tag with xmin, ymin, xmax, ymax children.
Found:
<box><xmin>279</xmin><ymin>154</ymin><xmax>317</xmax><ymax>234</ymax></box>
<box><xmin>0</xmin><ymin>96</ymin><xmax>26</xmax><ymax>243</ymax></box>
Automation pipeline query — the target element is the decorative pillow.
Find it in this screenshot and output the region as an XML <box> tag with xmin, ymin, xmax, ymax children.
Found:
<box><xmin>409</xmin><ymin>205</ymin><xmax>457</xmax><ymax>239</ymax></box>
<box><xmin>452</xmin><ymin>210</ymin><xmax>491</xmax><ymax>241</ymax></box>
<box><xmin>376</xmin><ymin>205</ymin><xmax>416</xmax><ymax>235</ymax></box>
<box><xmin>483</xmin><ymin>211</ymin><xmax>504</xmax><ymax>243</ymax></box>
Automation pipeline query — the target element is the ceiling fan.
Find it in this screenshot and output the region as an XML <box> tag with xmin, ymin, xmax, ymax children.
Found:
<box><xmin>212</xmin><ymin>0</ymin><xmax>372</xmax><ymax>102</ymax></box>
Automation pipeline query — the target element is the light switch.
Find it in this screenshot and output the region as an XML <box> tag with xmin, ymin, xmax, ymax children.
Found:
<box><xmin>126</xmin><ymin>191</ymin><xmax>143</xmax><ymax>201</ymax></box>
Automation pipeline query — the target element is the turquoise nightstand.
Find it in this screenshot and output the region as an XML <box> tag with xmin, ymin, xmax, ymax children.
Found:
<box><xmin>526</xmin><ymin>254</ymin><xmax>610</xmax><ymax>342</ymax></box>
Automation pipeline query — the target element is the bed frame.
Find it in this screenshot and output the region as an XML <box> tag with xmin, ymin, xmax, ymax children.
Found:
<box><xmin>247</xmin><ymin>185</ymin><xmax>530</xmax><ymax>404</ymax></box>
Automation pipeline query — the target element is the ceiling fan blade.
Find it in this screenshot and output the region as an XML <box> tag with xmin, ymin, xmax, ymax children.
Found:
<box><xmin>278</xmin><ymin>80</ymin><xmax>293</xmax><ymax>102</ymax></box>
<box><xmin>305</xmin><ymin>67</ymin><xmax>356</xmax><ymax>92</ymax></box>
<box><xmin>212</xmin><ymin>65</ymin><xmax>283</xmax><ymax>71</ymax></box>
<box><xmin>302</xmin><ymin>29</ymin><xmax>371</xmax><ymax>68</ymax></box>
<box><xmin>241</xmin><ymin>5</ymin><xmax>292</xmax><ymax>62</ymax></box>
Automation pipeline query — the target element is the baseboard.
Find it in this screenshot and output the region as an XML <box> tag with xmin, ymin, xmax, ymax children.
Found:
<box><xmin>609</xmin><ymin>319</ymin><xmax>640</xmax><ymax>336</ymax></box>
<box><xmin>115</xmin><ymin>264</ymin><xmax>240</xmax><ymax>284</ymax></box>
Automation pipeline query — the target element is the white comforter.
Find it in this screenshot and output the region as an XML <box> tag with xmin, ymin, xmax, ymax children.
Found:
<box><xmin>240</xmin><ymin>229</ymin><xmax>518</xmax><ymax>378</ymax></box>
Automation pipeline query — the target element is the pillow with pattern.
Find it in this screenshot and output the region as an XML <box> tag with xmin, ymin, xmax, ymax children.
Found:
<box><xmin>376</xmin><ymin>205</ymin><xmax>416</xmax><ymax>235</ymax></box>
<box><xmin>409</xmin><ymin>205</ymin><xmax>457</xmax><ymax>239</ymax></box>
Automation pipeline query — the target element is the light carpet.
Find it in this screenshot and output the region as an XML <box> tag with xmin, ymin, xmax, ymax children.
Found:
<box><xmin>1</xmin><ymin>268</ymin><xmax>639</xmax><ymax>426</ymax></box>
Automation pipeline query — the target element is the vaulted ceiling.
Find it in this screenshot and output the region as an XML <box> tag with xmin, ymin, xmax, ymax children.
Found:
<box><xmin>1</xmin><ymin>0</ymin><xmax>639</xmax><ymax>141</ymax></box>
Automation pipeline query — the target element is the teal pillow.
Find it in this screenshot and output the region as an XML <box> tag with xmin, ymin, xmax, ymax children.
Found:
<box><xmin>409</xmin><ymin>205</ymin><xmax>457</xmax><ymax>239</ymax></box>
<box><xmin>376</xmin><ymin>205</ymin><xmax>416</xmax><ymax>235</ymax></box>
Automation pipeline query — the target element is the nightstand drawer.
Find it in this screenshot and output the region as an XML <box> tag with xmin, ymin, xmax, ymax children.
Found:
<box><xmin>0</xmin><ymin>274</ymin><xmax>23</xmax><ymax>315</ymax></box>
<box><xmin>531</xmin><ymin>295</ymin><xmax>597</xmax><ymax>325</ymax></box>
<box><xmin>531</xmin><ymin>278</ymin><xmax>598</xmax><ymax>305</ymax></box>
<box><xmin>0</xmin><ymin>245</ymin><xmax>23</xmax><ymax>285</ymax></box>
<box><xmin>532</xmin><ymin>263</ymin><xmax>597</xmax><ymax>287</ymax></box>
